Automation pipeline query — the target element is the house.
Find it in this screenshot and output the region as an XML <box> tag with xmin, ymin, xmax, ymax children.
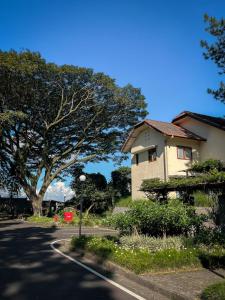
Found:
<box><xmin>122</xmin><ymin>111</ymin><xmax>225</xmax><ymax>199</ymax></box>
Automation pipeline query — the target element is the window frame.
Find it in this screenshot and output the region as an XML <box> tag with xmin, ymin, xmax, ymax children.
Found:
<box><xmin>148</xmin><ymin>147</ymin><xmax>157</xmax><ymax>162</ymax></box>
<box><xmin>135</xmin><ymin>153</ymin><xmax>139</xmax><ymax>165</ymax></box>
<box><xmin>177</xmin><ymin>146</ymin><xmax>192</xmax><ymax>160</ymax></box>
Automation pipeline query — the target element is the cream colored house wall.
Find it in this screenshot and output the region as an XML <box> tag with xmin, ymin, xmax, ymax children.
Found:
<box><xmin>177</xmin><ymin>117</ymin><xmax>225</xmax><ymax>162</ymax></box>
<box><xmin>131</xmin><ymin>127</ymin><xmax>165</xmax><ymax>199</ymax></box>
<box><xmin>166</xmin><ymin>138</ymin><xmax>201</xmax><ymax>177</ymax></box>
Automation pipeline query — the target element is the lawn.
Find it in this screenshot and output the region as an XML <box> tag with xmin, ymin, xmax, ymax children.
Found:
<box><xmin>26</xmin><ymin>213</ymin><xmax>106</xmax><ymax>227</ymax></box>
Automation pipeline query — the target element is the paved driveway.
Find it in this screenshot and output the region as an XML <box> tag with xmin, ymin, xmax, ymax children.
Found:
<box><xmin>0</xmin><ymin>219</ymin><xmax>168</xmax><ymax>300</ymax></box>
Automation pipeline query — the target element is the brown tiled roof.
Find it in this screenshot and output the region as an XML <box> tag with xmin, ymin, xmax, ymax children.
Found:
<box><xmin>172</xmin><ymin>111</ymin><xmax>225</xmax><ymax>131</ymax></box>
<box><xmin>143</xmin><ymin>120</ymin><xmax>206</xmax><ymax>140</ymax></box>
<box><xmin>121</xmin><ymin>115</ymin><xmax>207</xmax><ymax>153</ymax></box>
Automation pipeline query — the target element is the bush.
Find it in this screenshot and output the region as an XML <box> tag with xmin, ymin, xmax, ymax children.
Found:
<box><xmin>201</xmin><ymin>281</ymin><xmax>225</xmax><ymax>300</ymax></box>
<box><xmin>192</xmin><ymin>159</ymin><xmax>224</xmax><ymax>174</ymax></box>
<box><xmin>194</xmin><ymin>228</ymin><xmax>225</xmax><ymax>247</ymax></box>
<box><xmin>105</xmin><ymin>200</ymin><xmax>205</xmax><ymax>236</ymax></box>
<box><xmin>119</xmin><ymin>235</ymin><xmax>184</xmax><ymax>252</ymax></box>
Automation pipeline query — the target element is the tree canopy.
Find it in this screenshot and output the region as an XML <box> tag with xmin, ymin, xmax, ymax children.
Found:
<box><xmin>0</xmin><ymin>111</ymin><xmax>25</xmax><ymax>191</ymax></box>
<box><xmin>0</xmin><ymin>50</ymin><xmax>147</xmax><ymax>215</ymax></box>
<box><xmin>111</xmin><ymin>166</ymin><xmax>131</xmax><ymax>197</ymax></box>
<box><xmin>201</xmin><ymin>14</ymin><xmax>225</xmax><ymax>103</ymax></box>
<box><xmin>70</xmin><ymin>167</ymin><xmax>111</xmax><ymax>214</ymax></box>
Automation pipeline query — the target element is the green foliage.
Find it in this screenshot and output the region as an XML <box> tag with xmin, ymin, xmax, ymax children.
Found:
<box><xmin>201</xmin><ymin>15</ymin><xmax>225</xmax><ymax>103</ymax></box>
<box><xmin>70</xmin><ymin>168</ymin><xmax>112</xmax><ymax>213</ymax></box>
<box><xmin>193</xmin><ymin>228</ymin><xmax>225</xmax><ymax>247</ymax></box>
<box><xmin>114</xmin><ymin>195</ymin><xmax>133</xmax><ymax>207</ymax></box>
<box><xmin>141</xmin><ymin>171</ymin><xmax>225</xmax><ymax>203</ymax></box>
<box><xmin>192</xmin><ymin>159</ymin><xmax>224</xmax><ymax>173</ymax></box>
<box><xmin>27</xmin><ymin>212</ymin><xmax>105</xmax><ymax>227</ymax></box>
<box><xmin>71</xmin><ymin>236</ymin><xmax>201</xmax><ymax>274</ymax></box>
<box><xmin>27</xmin><ymin>216</ymin><xmax>54</xmax><ymax>224</ymax></box>
<box><xmin>119</xmin><ymin>235</ymin><xmax>184</xmax><ymax>252</ymax></box>
<box><xmin>201</xmin><ymin>281</ymin><xmax>225</xmax><ymax>300</ymax></box>
<box><xmin>71</xmin><ymin>235</ymin><xmax>225</xmax><ymax>274</ymax></box>
<box><xmin>105</xmin><ymin>200</ymin><xmax>205</xmax><ymax>236</ymax></box>
<box><xmin>111</xmin><ymin>166</ymin><xmax>131</xmax><ymax>197</ymax></box>
<box><xmin>142</xmin><ymin>172</ymin><xmax>225</xmax><ymax>191</ymax></box>
<box><xmin>0</xmin><ymin>111</ymin><xmax>26</xmax><ymax>191</ymax></box>
<box><xmin>193</xmin><ymin>191</ymin><xmax>213</xmax><ymax>207</ymax></box>
<box><xmin>0</xmin><ymin>50</ymin><xmax>147</xmax><ymax>215</ymax></box>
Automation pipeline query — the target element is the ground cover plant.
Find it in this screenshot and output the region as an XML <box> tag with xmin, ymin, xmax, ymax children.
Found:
<box><xmin>71</xmin><ymin>235</ymin><xmax>225</xmax><ymax>274</ymax></box>
<box><xmin>27</xmin><ymin>215</ymin><xmax>54</xmax><ymax>224</ymax></box>
<box><xmin>119</xmin><ymin>235</ymin><xmax>184</xmax><ymax>252</ymax></box>
<box><xmin>71</xmin><ymin>236</ymin><xmax>201</xmax><ymax>274</ymax></box>
<box><xmin>114</xmin><ymin>195</ymin><xmax>132</xmax><ymax>207</ymax></box>
<box><xmin>27</xmin><ymin>212</ymin><xmax>105</xmax><ymax>227</ymax></box>
<box><xmin>193</xmin><ymin>191</ymin><xmax>213</xmax><ymax>207</ymax></box>
<box><xmin>201</xmin><ymin>281</ymin><xmax>225</xmax><ymax>300</ymax></box>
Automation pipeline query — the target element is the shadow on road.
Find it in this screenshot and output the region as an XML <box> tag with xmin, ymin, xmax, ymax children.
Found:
<box><xmin>0</xmin><ymin>220</ymin><xmax>125</xmax><ymax>300</ymax></box>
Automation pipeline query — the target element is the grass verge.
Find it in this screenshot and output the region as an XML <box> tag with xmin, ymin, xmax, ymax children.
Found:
<box><xmin>27</xmin><ymin>216</ymin><xmax>54</xmax><ymax>224</ymax></box>
<box><xmin>201</xmin><ymin>281</ymin><xmax>225</xmax><ymax>300</ymax></box>
<box><xmin>26</xmin><ymin>214</ymin><xmax>106</xmax><ymax>227</ymax></box>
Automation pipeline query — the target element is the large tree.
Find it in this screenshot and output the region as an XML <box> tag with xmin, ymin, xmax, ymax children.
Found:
<box><xmin>0</xmin><ymin>50</ymin><xmax>147</xmax><ymax>215</ymax></box>
<box><xmin>201</xmin><ymin>14</ymin><xmax>225</xmax><ymax>103</ymax></box>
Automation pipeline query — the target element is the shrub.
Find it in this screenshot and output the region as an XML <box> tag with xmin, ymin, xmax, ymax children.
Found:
<box><xmin>192</xmin><ymin>159</ymin><xmax>224</xmax><ymax>174</ymax></box>
<box><xmin>105</xmin><ymin>200</ymin><xmax>205</xmax><ymax>236</ymax></box>
<box><xmin>103</xmin><ymin>212</ymin><xmax>134</xmax><ymax>234</ymax></box>
<box><xmin>119</xmin><ymin>235</ymin><xmax>184</xmax><ymax>252</ymax></box>
<box><xmin>194</xmin><ymin>228</ymin><xmax>225</xmax><ymax>247</ymax></box>
<box><xmin>201</xmin><ymin>281</ymin><xmax>225</xmax><ymax>300</ymax></box>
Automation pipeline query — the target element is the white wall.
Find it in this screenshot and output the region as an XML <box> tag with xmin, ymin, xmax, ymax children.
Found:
<box><xmin>131</xmin><ymin>127</ymin><xmax>165</xmax><ymax>199</ymax></box>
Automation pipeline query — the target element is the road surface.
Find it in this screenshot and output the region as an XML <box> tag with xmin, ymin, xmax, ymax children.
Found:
<box><xmin>0</xmin><ymin>219</ymin><xmax>168</xmax><ymax>300</ymax></box>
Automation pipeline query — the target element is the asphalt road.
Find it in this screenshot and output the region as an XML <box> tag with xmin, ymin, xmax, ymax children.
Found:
<box><xmin>0</xmin><ymin>219</ymin><xmax>168</xmax><ymax>300</ymax></box>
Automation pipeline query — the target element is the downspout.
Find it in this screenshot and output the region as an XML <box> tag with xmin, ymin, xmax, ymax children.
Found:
<box><xmin>163</xmin><ymin>138</ymin><xmax>168</xmax><ymax>181</ymax></box>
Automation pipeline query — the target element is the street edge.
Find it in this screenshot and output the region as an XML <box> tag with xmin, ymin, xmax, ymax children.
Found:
<box><xmin>52</xmin><ymin>239</ymin><xmax>189</xmax><ymax>300</ymax></box>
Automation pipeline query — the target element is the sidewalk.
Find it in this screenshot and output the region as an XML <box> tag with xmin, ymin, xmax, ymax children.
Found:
<box><xmin>142</xmin><ymin>269</ymin><xmax>225</xmax><ymax>300</ymax></box>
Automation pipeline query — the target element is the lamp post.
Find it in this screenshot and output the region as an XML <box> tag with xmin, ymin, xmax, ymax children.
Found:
<box><xmin>78</xmin><ymin>174</ymin><xmax>86</xmax><ymax>237</ymax></box>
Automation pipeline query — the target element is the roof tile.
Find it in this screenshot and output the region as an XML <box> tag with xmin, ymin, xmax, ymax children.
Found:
<box><xmin>144</xmin><ymin>120</ymin><xmax>205</xmax><ymax>140</ymax></box>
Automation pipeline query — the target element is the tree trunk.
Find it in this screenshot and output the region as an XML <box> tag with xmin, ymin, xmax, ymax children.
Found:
<box><xmin>31</xmin><ymin>195</ymin><xmax>43</xmax><ymax>217</ymax></box>
<box><xmin>84</xmin><ymin>203</ymin><xmax>95</xmax><ymax>217</ymax></box>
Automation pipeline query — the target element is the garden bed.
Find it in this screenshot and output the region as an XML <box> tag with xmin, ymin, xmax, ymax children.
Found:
<box><xmin>71</xmin><ymin>235</ymin><xmax>225</xmax><ymax>275</ymax></box>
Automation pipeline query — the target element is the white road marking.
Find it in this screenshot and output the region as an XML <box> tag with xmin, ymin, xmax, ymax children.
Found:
<box><xmin>50</xmin><ymin>239</ymin><xmax>146</xmax><ymax>300</ymax></box>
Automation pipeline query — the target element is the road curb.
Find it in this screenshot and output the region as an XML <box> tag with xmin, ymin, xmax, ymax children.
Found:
<box><xmin>57</xmin><ymin>241</ymin><xmax>189</xmax><ymax>300</ymax></box>
<box><xmin>83</xmin><ymin>253</ymin><xmax>188</xmax><ymax>300</ymax></box>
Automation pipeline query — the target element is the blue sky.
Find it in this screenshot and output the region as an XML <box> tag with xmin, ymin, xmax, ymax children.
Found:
<box><xmin>1</xmin><ymin>0</ymin><xmax>225</xmax><ymax>189</ymax></box>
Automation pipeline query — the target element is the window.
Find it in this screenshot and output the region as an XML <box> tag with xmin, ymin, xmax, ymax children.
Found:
<box><xmin>135</xmin><ymin>153</ymin><xmax>139</xmax><ymax>165</ymax></box>
<box><xmin>148</xmin><ymin>148</ymin><xmax>157</xmax><ymax>162</ymax></box>
<box><xmin>177</xmin><ymin>146</ymin><xmax>192</xmax><ymax>160</ymax></box>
